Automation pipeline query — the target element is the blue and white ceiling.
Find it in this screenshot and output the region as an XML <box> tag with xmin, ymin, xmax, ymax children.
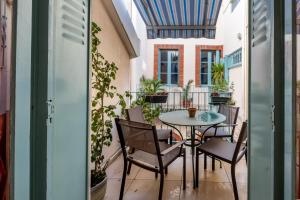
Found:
<box><xmin>133</xmin><ymin>0</ymin><xmax>222</xmax><ymax>39</ymax></box>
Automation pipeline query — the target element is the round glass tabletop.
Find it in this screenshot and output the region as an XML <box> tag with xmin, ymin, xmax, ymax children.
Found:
<box><xmin>159</xmin><ymin>110</ymin><xmax>226</xmax><ymax>127</ymax></box>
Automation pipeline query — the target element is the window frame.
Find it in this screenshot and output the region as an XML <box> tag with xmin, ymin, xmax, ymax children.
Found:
<box><xmin>158</xmin><ymin>49</ymin><xmax>179</xmax><ymax>85</ymax></box>
<box><xmin>154</xmin><ymin>44</ymin><xmax>184</xmax><ymax>87</ymax></box>
<box><xmin>195</xmin><ymin>45</ymin><xmax>223</xmax><ymax>87</ymax></box>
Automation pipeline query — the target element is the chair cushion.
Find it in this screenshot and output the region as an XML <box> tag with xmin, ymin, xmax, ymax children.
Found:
<box><xmin>196</xmin><ymin>126</ymin><xmax>230</xmax><ymax>137</ymax></box>
<box><xmin>129</xmin><ymin>142</ymin><xmax>181</xmax><ymax>168</ymax></box>
<box><xmin>157</xmin><ymin>129</ymin><xmax>171</xmax><ymax>140</ymax></box>
<box><xmin>197</xmin><ymin>138</ymin><xmax>237</xmax><ymax>163</ymax></box>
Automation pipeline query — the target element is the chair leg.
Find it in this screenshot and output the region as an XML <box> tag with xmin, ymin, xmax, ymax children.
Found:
<box><xmin>212</xmin><ymin>157</ymin><xmax>215</xmax><ymax>171</ymax></box>
<box><xmin>183</xmin><ymin>149</ymin><xmax>186</xmax><ymax>190</ymax></box>
<box><xmin>126</xmin><ymin>161</ymin><xmax>132</xmax><ymax>175</ymax></box>
<box><xmin>204</xmin><ymin>153</ymin><xmax>207</xmax><ymax>170</ymax></box>
<box><xmin>196</xmin><ymin>150</ymin><xmax>199</xmax><ymax>187</ymax></box>
<box><xmin>158</xmin><ymin>171</ymin><xmax>165</xmax><ymax>200</ymax></box>
<box><xmin>165</xmin><ymin>167</ymin><xmax>168</xmax><ymax>174</ymax></box>
<box><xmin>155</xmin><ymin>171</ymin><xmax>158</xmax><ymax>179</ymax></box>
<box><xmin>170</xmin><ymin>131</ymin><xmax>173</xmax><ymax>145</ymax></box>
<box><xmin>245</xmin><ymin>150</ymin><xmax>248</xmax><ymax>165</ymax></box>
<box><xmin>119</xmin><ymin>160</ymin><xmax>128</xmax><ymax>200</ymax></box>
<box><xmin>231</xmin><ymin>164</ymin><xmax>239</xmax><ymax>200</ymax></box>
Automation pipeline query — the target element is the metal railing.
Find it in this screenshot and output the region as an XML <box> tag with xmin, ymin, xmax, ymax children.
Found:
<box><xmin>128</xmin><ymin>91</ymin><xmax>231</xmax><ymax>112</ymax></box>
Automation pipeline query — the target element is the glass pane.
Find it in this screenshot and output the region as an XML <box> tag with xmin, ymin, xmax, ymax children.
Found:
<box><xmin>160</xmin><ymin>63</ymin><xmax>167</xmax><ymax>73</ymax></box>
<box><xmin>211</xmin><ymin>51</ymin><xmax>216</xmax><ymax>63</ymax></box>
<box><xmin>171</xmin><ymin>51</ymin><xmax>179</xmax><ymax>62</ymax></box>
<box><xmin>160</xmin><ymin>73</ymin><xmax>167</xmax><ymax>84</ymax></box>
<box><xmin>171</xmin><ymin>63</ymin><xmax>178</xmax><ymax>73</ymax></box>
<box><xmin>160</xmin><ymin>50</ymin><xmax>168</xmax><ymax>61</ymax></box>
<box><xmin>201</xmin><ymin>74</ymin><xmax>208</xmax><ymax>85</ymax></box>
<box><xmin>171</xmin><ymin>74</ymin><xmax>178</xmax><ymax>84</ymax></box>
<box><xmin>201</xmin><ymin>63</ymin><xmax>208</xmax><ymax>73</ymax></box>
<box><xmin>201</xmin><ymin>51</ymin><xmax>208</xmax><ymax>62</ymax></box>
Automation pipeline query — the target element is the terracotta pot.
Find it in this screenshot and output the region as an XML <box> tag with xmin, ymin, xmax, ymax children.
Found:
<box><xmin>188</xmin><ymin>107</ymin><xmax>197</xmax><ymax>118</ymax></box>
<box><xmin>91</xmin><ymin>177</ymin><xmax>107</xmax><ymax>200</ymax></box>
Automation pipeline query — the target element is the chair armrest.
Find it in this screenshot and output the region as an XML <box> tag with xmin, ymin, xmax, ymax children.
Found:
<box><xmin>161</xmin><ymin>141</ymin><xmax>185</xmax><ymax>156</ymax></box>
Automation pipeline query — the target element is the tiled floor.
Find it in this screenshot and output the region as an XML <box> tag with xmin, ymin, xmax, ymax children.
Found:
<box><xmin>105</xmin><ymin>148</ymin><xmax>247</xmax><ymax>200</ymax></box>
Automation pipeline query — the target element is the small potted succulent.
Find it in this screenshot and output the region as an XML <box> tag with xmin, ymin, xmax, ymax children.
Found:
<box><xmin>182</xmin><ymin>80</ymin><xmax>194</xmax><ymax>108</ymax></box>
<box><xmin>139</xmin><ymin>76</ymin><xmax>168</xmax><ymax>103</ymax></box>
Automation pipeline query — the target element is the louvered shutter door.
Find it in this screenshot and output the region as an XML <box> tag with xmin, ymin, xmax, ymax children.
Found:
<box><xmin>47</xmin><ymin>0</ymin><xmax>89</xmax><ymax>199</ymax></box>
<box><xmin>249</xmin><ymin>0</ymin><xmax>275</xmax><ymax>199</ymax></box>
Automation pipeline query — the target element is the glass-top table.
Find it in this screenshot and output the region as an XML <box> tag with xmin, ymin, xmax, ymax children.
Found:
<box><xmin>159</xmin><ymin>110</ymin><xmax>226</xmax><ymax>188</ymax></box>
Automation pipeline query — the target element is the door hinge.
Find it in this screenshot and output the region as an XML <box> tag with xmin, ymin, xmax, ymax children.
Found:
<box><xmin>46</xmin><ymin>99</ymin><xmax>54</xmax><ymax>126</ymax></box>
<box><xmin>271</xmin><ymin>105</ymin><xmax>275</xmax><ymax>132</ymax></box>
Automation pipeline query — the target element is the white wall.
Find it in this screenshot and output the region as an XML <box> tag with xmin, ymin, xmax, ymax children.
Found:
<box><xmin>221</xmin><ymin>0</ymin><xmax>248</xmax><ymax>122</ymax></box>
<box><xmin>128</xmin><ymin>1</ymin><xmax>148</xmax><ymax>91</ymax></box>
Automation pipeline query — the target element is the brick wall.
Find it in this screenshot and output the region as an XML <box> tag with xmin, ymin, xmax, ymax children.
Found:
<box><xmin>154</xmin><ymin>44</ymin><xmax>184</xmax><ymax>87</ymax></box>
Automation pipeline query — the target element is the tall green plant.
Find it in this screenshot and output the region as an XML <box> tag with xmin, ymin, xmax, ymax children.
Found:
<box><xmin>182</xmin><ymin>79</ymin><xmax>194</xmax><ymax>101</ymax></box>
<box><xmin>212</xmin><ymin>63</ymin><xmax>225</xmax><ymax>85</ymax></box>
<box><xmin>91</xmin><ymin>22</ymin><xmax>130</xmax><ymax>187</ymax></box>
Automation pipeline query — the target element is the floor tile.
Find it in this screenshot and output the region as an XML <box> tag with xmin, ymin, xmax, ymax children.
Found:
<box><xmin>180</xmin><ymin>181</ymin><xmax>235</xmax><ymax>200</ymax></box>
<box><xmin>135</xmin><ymin>158</ymin><xmax>183</xmax><ymax>181</ymax></box>
<box><xmin>124</xmin><ymin>180</ymin><xmax>181</xmax><ymax>200</ymax></box>
<box><xmin>104</xmin><ymin>179</ymin><xmax>132</xmax><ymax>200</ymax></box>
<box><xmin>106</xmin><ymin>155</ymin><xmax>140</xmax><ymax>180</ymax></box>
<box><xmin>223</xmin><ymin>158</ymin><xmax>248</xmax><ymax>183</ymax></box>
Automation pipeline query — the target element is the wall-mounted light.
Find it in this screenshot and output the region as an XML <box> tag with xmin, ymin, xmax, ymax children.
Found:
<box><xmin>237</xmin><ymin>33</ymin><xmax>242</xmax><ymax>40</ymax></box>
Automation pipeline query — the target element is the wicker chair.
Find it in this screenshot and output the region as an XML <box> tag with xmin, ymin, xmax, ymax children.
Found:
<box><xmin>115</xmin><ymin>118</ymin><xmax>186</xmax><ymax>200</ymax></box>
<box><xmin>196</xmin><ymin>121</ymin><xmax>248</xmax><ymax>200</ymax></box>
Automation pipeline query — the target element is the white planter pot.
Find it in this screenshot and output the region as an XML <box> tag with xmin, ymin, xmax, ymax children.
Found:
<box><xmin>91</xmin><ymin>177</ymin><xmax>107</xmax><ymax>200</ymax></box>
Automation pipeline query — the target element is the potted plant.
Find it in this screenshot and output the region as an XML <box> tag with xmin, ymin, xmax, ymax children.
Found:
<box><xmin>139</xmin><ymin>76</ymin><xmax>168</xmax><ymax>103</ymax></box>
<box><xmin>182</xmin><ymin>80</ymin><xmax>194</xmax><ymax>108</ymax></box>
<box><xmin>90</xmin><ymin>22</ymin><xmax>130</xmax><ymax>200</ymax></box>
<box><xmin>211</xmin><ymin>80</ymin><xmax>230</xmax><ymax>105</ymax></box>
<box><xmin>210</xmin><ymin>63</ymin><xmax>232</xmax><ymax>104</ymax></box>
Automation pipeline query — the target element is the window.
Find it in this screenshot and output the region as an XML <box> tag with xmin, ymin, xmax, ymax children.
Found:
<box><xmin>200</xmin><ymin>50</ymin><xmax>218</xmax><ymax>85</ymax></box>
<box><xmin>158</xmin><ymin>50</ymin><xmax>179</xmax><ymax>85</ymax></box>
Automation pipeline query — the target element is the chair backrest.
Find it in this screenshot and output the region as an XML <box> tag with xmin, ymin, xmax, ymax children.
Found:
<box><xmin>115</xmin><ymin>118</ymin><xmax>160</xmax><ymax>155</ymax></box>
<box><xmin>219</xmin><ymin>105</ymin><xmax>239</xmax><ymax>134</ymax></box>
<box><xmin>125</xmin><ymin>106</ymin><xmax>147</xmax><ymax>123</ymax></box>
<box><xmin>232</xmin><ymin>121</ymin><xmax>248</xmax><ymax>163</ymax></box>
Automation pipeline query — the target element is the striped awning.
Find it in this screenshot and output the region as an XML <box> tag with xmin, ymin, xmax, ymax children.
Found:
<box><xmin>134</xmin><ymin>0</ymin><xmax>222</xmax><ymax>39</ymax></box>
